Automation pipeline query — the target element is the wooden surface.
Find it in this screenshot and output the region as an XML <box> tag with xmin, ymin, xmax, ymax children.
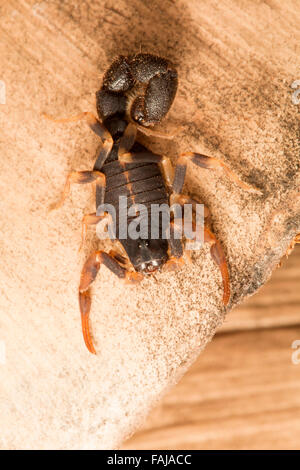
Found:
<box><xmin>0</xmin><ymin>0</ymin><xmax>299</xmax><ymax>449</ymax></box>
<box><xmin>221</xmin><ymin>246</ymin><xmax>300</xmax><ymax>332</ymax></box>
<box><xmin>124</xmin><ymin>246</ymin><xmax>300</xmax><ymax>449</ymax></box>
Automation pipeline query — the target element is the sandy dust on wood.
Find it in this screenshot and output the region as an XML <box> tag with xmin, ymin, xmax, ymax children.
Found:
<box><xmin>0</xmin><ymin>0</ymin><xmax>299</xmax><ymax>449</ymax></box>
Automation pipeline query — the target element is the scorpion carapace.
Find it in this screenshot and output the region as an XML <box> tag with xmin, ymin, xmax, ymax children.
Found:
<box><xmin>45</xmin><ymin>53</ymin><xmax>259</xmax><ymax>354</ymax></box>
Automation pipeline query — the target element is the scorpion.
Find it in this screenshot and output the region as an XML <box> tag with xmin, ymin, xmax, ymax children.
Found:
<box><xmin>45</xmin><ymin>53</ymin><xmax>258</xmax><ymax>354</ymax></box>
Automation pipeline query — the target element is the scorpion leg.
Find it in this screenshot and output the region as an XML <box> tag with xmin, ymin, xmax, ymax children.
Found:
<box><xmin>50</xmin><ymin>170</ymin><xmax>106</xmax><ymax>211</ymax></box>
<box><xmin>43</xmin><ymin>112</ymin><xmax>113</xmax><ymax>168</ymax></box>
<box><xmin>117</xmin><ymin>122</ymin><xmax>171</xmax><ymax>164</ymax></box>
<box><xmin>79</xmin><ymin>212</ymin><xmax>109</xmax><ymax>252</ymax></box>
<box><xmin>119</xmin><ymin>151</ymin><xmax>164</xmax><ymax>164</ymax></box>
<box><xmin>43</xmin><ymin>111</ymin><xmax>113</xmax><ymax>142</ymax></box>
<box><xmin>79</xmin><ymin>251</ymin><xmax>143</xmax><ymax>354</ymax></box>
<box><xmin>185</xmin><ymin>218</ymin><xmax>230</xmax><ymax>305</ymax></box>
<box><xmin>203</xmin><ymin>226</ymin><xmax>230</xmax><ymax>306</ymax></box>
<box><xmin>170</xmin><ymin>193</ymin><xmax>211</xmax><ymax>220</ymax></box>
<box><xmin>79</xmin><ymin>174</ymin><xmax>110</xmax><ymax>250</ymax></box>
<box><xmin>136</xmin><ymin>125</ymin><xmax>176</xmax><ymax>140</ymax></box>
<box><xmin>108</xmin><ymin>249</ymin><xmax>128</xmax><ymax>266</ymax></box>
<box><xmin>159</xmin><ymin>156</ymin><xmax>174</xmax><ymax>189</ymax></box>
<box><xmin>164</xmin><ymin>220</ymin><xmax>185</xmax><ymax>271</ymax></box>
<box><xmin>118</xmin><ymin>123</ymin><xmax>137</xmax><ymax>156</ymax></box>
<box><xmin>172</xmin><ymin>152</ymin><xmax>261</xmax><ymax>194</ymax></box>
<box><xmin>169</xmin><ymin>179</ymin><xmax>230</xmax><ymax>304</ymax></box>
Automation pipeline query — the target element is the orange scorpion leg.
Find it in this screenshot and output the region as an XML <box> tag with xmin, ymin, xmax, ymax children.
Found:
<box><xmin>49</xmin><ymin>170</ymin><xmax>106</xmax><ymax>211</ymax></box>
<box><xmin>173</xmin><ymin>152</ymin><xmax>261</xmax><ymax>194</ymax></box>
<box><xmin>43</xmin><ymin>111</ymin><xmax>114</xmax><ymax>170</ymax></box>
<box><xmin>203</xmin><ymin>226</ymin><xmax>230</xmax><ymax>306</ymax></box>
<box><xmin>79</xmin><ymin>251</ymin><xmax>143</xmax><ymax>354</ymax></box>
<box><xmin>171</xmin><ymin>194</ymin><xmax>230</xmax><ymax>306</ymax></box>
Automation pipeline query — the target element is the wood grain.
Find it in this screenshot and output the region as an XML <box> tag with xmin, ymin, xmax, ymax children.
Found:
<box><xmin>221</xmin><ymin>246</ymin><xmax>300</xmax><ymax>332</ymax></box>
<box><xmin>124</xmin><ymin>246</ymin><xmax>300</xmax><ymax>449</ymax></box>
<box><xmin>0</xmin><ymin>0</ymin><xmax>299</xmax><ymax>449</ymax></box>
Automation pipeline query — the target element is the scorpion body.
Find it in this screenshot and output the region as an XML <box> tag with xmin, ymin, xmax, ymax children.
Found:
<box><xmin>46</xmin><ymin>53</ymin><xmax>258</xmax><ymax>354</ymax></box>
<box><xmin>94</xmin><ymin>121</ymin><xmax>169</xmax><ymax>273</ymax></box>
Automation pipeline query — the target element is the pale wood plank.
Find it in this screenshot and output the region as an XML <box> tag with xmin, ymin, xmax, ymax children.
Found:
<box><xmin>0</xmin><ymin>0</ymin><xmax>299</xmax><ymax>449</ymax></box>
<box><xmin>124</xmin><ymin>325</ymin><xmax>300</xmax><ymax>449</ymax></box>
<box><xmin>221</xmin><ymin>246</ymin><xmax>300</xmax><ymax>332</ymax></box>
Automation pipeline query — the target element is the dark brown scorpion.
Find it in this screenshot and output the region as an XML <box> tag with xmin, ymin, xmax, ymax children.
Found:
<box><xmin>45</xmin><ymin>53</ymin><xmax>258</xmax><ymax>354</ymax></box>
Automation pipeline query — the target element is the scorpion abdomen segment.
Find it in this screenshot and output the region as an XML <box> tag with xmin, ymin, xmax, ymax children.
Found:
<box><xmin>95</xmin><ymin>141</ymin><xmax>168</xmax><ymax>238</ymax></box>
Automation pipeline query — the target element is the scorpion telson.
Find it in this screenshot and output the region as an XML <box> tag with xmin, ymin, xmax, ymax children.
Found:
<box><xmin>45</xmin><ymin>53</ymin><xmax>260</xmax><ymax>354</ymax></box>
